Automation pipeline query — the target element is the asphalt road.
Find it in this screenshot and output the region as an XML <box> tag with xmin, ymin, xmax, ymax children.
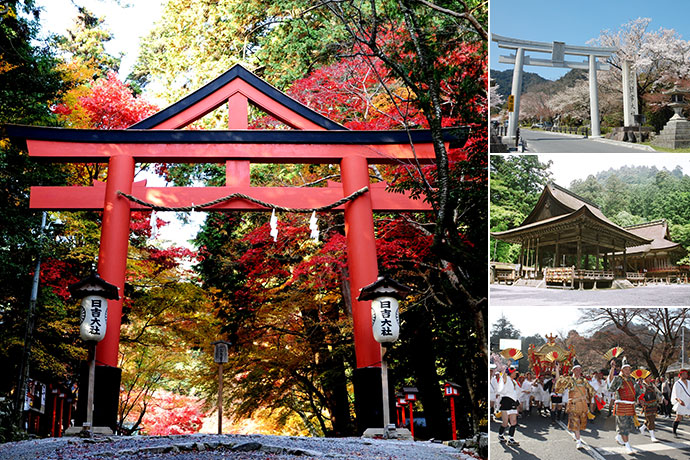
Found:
<box><xmin>520</xmin><ymin>130</ymin><xmax>655</xmax><ymax>153</ymax></box>
<box><xmin>490</xmin><ymin>409</ymin><xmax>690</xmax><ymax>459</ymax></box>
<box><xmin>490</xmin><ymin>284</ymin><xmax>690</xmax><ymax>307</ymax></box>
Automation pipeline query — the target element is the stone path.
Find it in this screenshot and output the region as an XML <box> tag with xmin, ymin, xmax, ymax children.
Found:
<box><xmin>0</xmin><ymin>433</ymin><xmax>479</xmax><ymax>460</ymax></box>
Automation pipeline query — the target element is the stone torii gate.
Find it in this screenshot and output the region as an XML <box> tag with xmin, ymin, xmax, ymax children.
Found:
<box><xmin>8</xmin><ymin>64</ymin><xmax>463</xmax><ymax>434</ymax></box>
<box><xmin>493</xmin><ymin>34</ymin><xmax>617</xmax><ymax>139</ymax></box>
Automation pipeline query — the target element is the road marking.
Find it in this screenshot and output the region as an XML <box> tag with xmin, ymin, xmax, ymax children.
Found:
<box><xmin>556</xmin><ymin>420</ymin><xmax>607</xmax><ymax>460</ymax></box>
<box><xmin>597</xmin><ymin>440</ymin><xmax>690</xmax><ymax>455</ymax></box>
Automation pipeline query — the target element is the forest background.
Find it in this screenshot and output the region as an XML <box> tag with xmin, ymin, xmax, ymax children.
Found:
<box><xmin>491</xmin><ymin>155</ymin><xmax>690</xmax><ymax>265</ymax></box>
<box><xmin>0</xmin><ymin>0</ymin><xmax>487</xmax><ymax>442</ymax></box>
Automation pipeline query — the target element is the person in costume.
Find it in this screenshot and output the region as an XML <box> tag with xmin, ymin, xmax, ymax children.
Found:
<box><xmin>589</xmin><ymin>369</ymin><xmax>607</xmax><ymax>415</ymax></box>
<box><xmin>607</xmin><ymin>358</ymin><xmax>636</xmax><ymax>454</ymax></box>
<box><xmin>661</xmin><ymin>377</ymin><xmax>672</xmax><ymax>418</ymax></box>
<box><xmin>520</xmin><ymin>372</ymin><xmax>537</xmax><ymax>416</ymax></box>
<box><xmin>636</xmin><ymin>371</ymin><xmax>661</xmax><ymax>442</ymax></box>
<box><xmin>545</xmin><ymin>371</ymin><xmax>564</xmax><ymax>422</ymax></box>
<box><xmin>496</xmin><ymin>366</ymin><xmax>521</xmax><ymax>446</ymax></box>
<box><xmin>671</xmin><ymin>368</ymin><xmax>690</xmax><ymax>437</ymax></box>
<box><xmin>533</xmin><ymin>374</ymin><xmax>548</xmax><ymax>415</ymax></box>
<box><xmin>490</xmin><ymin>363</ymin><xmax>499</xmax><ymax>415</ymax></box>
<box><xmin>555</xmin><ymin>361</ymin><xmax>594</xmax><ymax>449</ymax></box>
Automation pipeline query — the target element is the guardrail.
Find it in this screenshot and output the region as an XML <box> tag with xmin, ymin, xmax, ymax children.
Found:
<box><xmin>549</xmin><ymin>126</ymin><xmax>590</xmax><ymax>137</ymax></box>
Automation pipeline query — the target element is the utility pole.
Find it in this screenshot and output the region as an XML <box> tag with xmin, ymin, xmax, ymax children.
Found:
<box><xmin>15</xmin><ymin>211</ymin><xmax>48</xmax><ymax>428</ymax></box>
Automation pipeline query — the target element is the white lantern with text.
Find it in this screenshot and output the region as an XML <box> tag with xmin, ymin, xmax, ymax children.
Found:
<box><xmin>371</xmin><ymin>296</ymin><xmax>400</xmax><ymax>343</ymax></box>
<box><xmin>79</xmin><ymin>295</ymin><xmax>108</xmax><ymax>342</ymax></box>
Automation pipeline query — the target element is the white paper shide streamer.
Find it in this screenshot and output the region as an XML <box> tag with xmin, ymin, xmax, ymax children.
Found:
<box><xmin>309</xmin><ymin>211</ymin><xmax>319</xmax><ymax>242</ymax></box>
<box><xmin>269</xmin><ymin>209</ymin><xmax>279</xmax><ymax>242</ymax></box>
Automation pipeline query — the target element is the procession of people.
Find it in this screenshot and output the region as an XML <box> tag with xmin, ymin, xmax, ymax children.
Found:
<box><xmin>490</xmin><ymin>354</ymin><xmax>688</xmax><ymax>453</ymax></box>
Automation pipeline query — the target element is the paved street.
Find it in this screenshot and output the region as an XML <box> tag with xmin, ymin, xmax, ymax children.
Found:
<box><xmin>490</xmin><ymin>284</ymin><xmax>690</xmax><ymax>307</ymax></box>
<box><xmin>521</xmin><ymin>130</ymin><xmax>655</xmax><ymax>154</ymax></box>
<box><xmin>490</xmin><ymin>409</ymin><xmax>690</xmax><ymax>459</ymax></box>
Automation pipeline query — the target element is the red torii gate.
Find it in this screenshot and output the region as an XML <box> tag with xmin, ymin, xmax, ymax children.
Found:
<box><xmin>8</xmin><ymin>64</ymin><xmax>463</xmax><ymax>433</ymax></box>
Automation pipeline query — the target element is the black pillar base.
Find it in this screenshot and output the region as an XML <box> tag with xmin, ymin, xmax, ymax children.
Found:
<box><xmin>75</xmin><ymin>363</ymin><xmax>121</xmax><ymax>433</ymax></box>
<box><xmin>353</xmin><ymin>367</ymin><xmax>396</xmax><ymax>435</ymax></box>
<box><xmin>353</xmin><ymin>367</ymin><xmax>382</xmax><ymax>435</ymax></box>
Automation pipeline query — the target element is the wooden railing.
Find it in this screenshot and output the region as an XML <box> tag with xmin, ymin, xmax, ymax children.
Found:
<box><xmin>576</xmin><ymin>270</ymin><xmax>614</xmax><ymax>280</ymax></box>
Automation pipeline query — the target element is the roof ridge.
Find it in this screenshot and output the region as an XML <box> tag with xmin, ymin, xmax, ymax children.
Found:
<box><xmin>624</xmin><ymin>219</ymin><xmax>666</xmax><ymax>230</ymax></box>
<box><xmin>129</xmin><ymin>63</ymin><xmax>346</xmax><ymax>130</ymax></box>
<box><xmin>548</xmin><ymin>182</ymin><xmax>601</xmax><ymax>210</ymax></box>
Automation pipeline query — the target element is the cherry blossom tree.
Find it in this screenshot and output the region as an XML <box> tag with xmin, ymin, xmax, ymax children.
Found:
<box><xmin>490</xmin><ymin>83</ymin><xmax>504</xmax><ymax>108</ymax></box>
<box><xmin>591</xmin><ymin>18</ymin><xmax>690</xmax><ymax>113</ymax></box>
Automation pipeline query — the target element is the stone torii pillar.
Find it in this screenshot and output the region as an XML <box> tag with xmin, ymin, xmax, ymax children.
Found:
<box><xmin>589</xmin><ymin>55</ymin><xmax>601</xmax><ymax>137</ymax></box>
<box><xmin>507</xmin><ymin>47</ymin><xmax>525</xmax><ymax>141</ymax></box>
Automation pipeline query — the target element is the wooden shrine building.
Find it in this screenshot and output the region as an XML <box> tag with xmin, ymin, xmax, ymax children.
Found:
<box><xmin>622</xmin><ymin>220</ymin><xmax>688</xmax><ymax>282</ymax></box>
<box><xmin>491</xmin><ymin>183</ymin><xmax>651</xmax><ymax>288</ymax></box>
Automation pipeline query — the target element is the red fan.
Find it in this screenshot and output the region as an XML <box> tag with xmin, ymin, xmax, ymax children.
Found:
<box><xmin>545</xmin><ymin>351</ymin><xmax>559</xmax><ymax>362</ymax></box>
<box><xmin>631</xmin><ymin>369</ymin><xmax>650</xmax><ymax>380</ymax></box>
<box><xmin>604</xmin><ymin>347</ymin><xmax>623</xmax><ymax>361</ymax></box>
<box><xmin>500</xmin><ymin>348</ymin><xmax>524</xmax><ymax>360</ymax></box>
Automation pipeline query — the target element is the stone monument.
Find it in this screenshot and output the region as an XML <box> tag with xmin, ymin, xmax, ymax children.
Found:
<box><xmin>654</xmin><ymin>86</ymin><xmax>690</xmax><ymax>149</ymax></box>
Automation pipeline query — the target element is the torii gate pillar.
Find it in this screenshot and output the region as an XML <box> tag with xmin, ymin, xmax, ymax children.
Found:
<box><xmin>341</xmin><ymin>155</ymin><xmax>383</xmax><ymax>432</ymax></box>
<box><xmin>507</xmin><ymin>47</ymin><xmax>525</xmax><ymax>140</ymax></box>
<box><xmin>589</xmin><ymin>55</ymin><xmax>601</xmax><ymax>137</ymax></box>
<box><xmin>96</xmin><ymin>154</ymin><xmax>134</xmax><ymax>368</ymax></box>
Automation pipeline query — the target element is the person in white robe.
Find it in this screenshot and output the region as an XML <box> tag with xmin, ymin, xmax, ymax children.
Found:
<box><xmin>519</xmin><ymin>372</ymin><xmax>536</xmax><ymax>415</ymax></box>
<box><xmin>671</xmin><ymin>369</ymin><xmax>690</xmax><ymax>437</ymax></box>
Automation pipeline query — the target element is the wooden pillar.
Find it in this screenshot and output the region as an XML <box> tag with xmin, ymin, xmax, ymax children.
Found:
<box><xmin>341</xmin><ymin>155</ymin><xmax>382</xmax><ymax>433</ymax></box>
<box><xmin>554</xmin><ymin>234</ymin><xmax>560</xmax><ymax>268</ymax></box>
<box><xmin>519</xmin><ymin>242</ymin><xmax>525</xmax><ymax>277</ymax></box>
<box><xmin>576</xmin><ymin>239</ymin><xmax>582</xmax><ymax>270</ymax></box>
<box><xmin>226</xmin><ymin>93</ymin><xmax>251</xmax><ymax>187</ymax></box>
<box><xmin>623</xmin><ymin>241</ymin><xmax>627</xmax><ymax>275</ymax></box>
<box><xmin>341</xmin><ymin>155</ymin><xmax>379</xmax><ymax>369</ymax></box>
<box><xmin>96</xmin><ymin>154</ymin><xmax>134</xmax><ymax>367</ymax></box>
<box><xmin>535</xmin><ymin>238</ymin><xmax>540</xmax><ymax>273</ymax></box>
<box><xmin>596</xmin><ymin>244</ymin><xmax>600</xmax><ymax>270</ymax></box>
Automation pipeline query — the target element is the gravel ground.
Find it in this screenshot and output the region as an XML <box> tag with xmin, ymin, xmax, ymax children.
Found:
<box><xmin>490</xmin><ymin>283</ymin><xmax>690</xmax><ymax>306</ymax></box>
<box><xmin>0</xmin><ymin>433</ymin><xmax>479</xmax><ymax>460</ymax></box>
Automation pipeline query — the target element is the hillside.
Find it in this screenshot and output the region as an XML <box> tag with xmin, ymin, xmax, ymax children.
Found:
<box><xmin>490</xmin><ymin>68</ymin><xmax>588</xmax><ymax>99</ymax></box>
<box><xmin>490</xmin><ymin>69</ymin><xmax>548</xmax><ymax>98</ymax></box>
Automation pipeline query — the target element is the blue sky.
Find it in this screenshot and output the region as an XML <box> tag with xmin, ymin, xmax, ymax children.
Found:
<box><xmin>490</xmin><ymin>0</ymin><xmax>690</xmax><ymax>80</ymax></box>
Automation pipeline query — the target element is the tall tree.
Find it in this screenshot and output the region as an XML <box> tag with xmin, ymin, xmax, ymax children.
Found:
<box><xmin>53</xmin><ymin>6</ymin><xmax>121</xmax><ymax>77</ymax></box>
<box><xmin>579</xmin><ymin>308</ymin><xmax>689</xmax><ymax>377</ymax></box>
<box><xmin>0</xmin><ymin>1</ymin><xmax>68</xmax><ymax>438</ymax></box>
